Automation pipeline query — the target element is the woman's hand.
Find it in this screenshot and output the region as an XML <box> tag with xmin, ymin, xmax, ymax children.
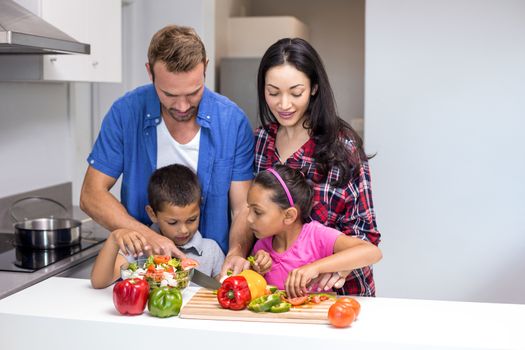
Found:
<box><xmin>308</xmin><ymin>271</ymin><xmax>349</xmax><ymax>292</ymax></box>
<box><xmin>111</xmin><ymin>228</ymin><xmax>151</xmax><ymax>257</ymax></box>
<box><xmin>252</xmin><ymin>250</ymin><xmax>272</xmax><ymax>275</ymax></box>
<box><xmin>285</xmin><ymin>264</ymin><xmax>320</xmax><ymax>298</ymax></box>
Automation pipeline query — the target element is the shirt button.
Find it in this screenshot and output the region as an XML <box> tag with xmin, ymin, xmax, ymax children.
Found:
<box><xmin>145</xmin><ymin>132</ymin><xmax>149</xmax><ymax>135</ymax></box>
<box><xmin>155</xmin><ymin>118</ymin><xmax>159</xmax><ymax>123</ymax></box>
<box><xmin>90</xmin><ymin>159</ymin><xmax>95</xmax><ymax>164</ymax></box>
<box><xmin>206</xmin><ymin>115</ymin><xmax>210</xmax><ymax>119</ymax></box>
<box><xmin>147</xmin><ymin>114</ymin><xmax>151</xmax><ymax>117</ymax></box>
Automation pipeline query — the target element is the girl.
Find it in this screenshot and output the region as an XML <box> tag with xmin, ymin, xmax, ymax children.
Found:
<box><xmin>248</xmin><ymin>165</ymin><xmax>382</xmax><ymax>298</ymax></box>
<box><xmin>254</xmin><ymin>38</ymin><xmax>380</xmax><ymax>296</ymax></box>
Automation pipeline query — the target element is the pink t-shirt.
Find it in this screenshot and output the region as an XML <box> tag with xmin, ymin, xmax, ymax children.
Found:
<box><xmin>252</xmin><ymin>220</ymin><xmax>342</xmax><ymax>290</ymax></box>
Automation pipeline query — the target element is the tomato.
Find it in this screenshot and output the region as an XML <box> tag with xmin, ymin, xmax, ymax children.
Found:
<box><xmin>153</xmin><ymin>255</ymin><xmax>171</xmax><ymax>265</ymax></box>
<box><xmin>308</xmin><ymin>294</ymin><xmax>333</xmax><ymax>304</ymax></box>
<box><xmin>336</xmin><ymin>297</ymin><xmax>361</xmax><ymax>318</ymax></box>
<box><xmin>181</xmin><ymin>258</ymin><xmax>199</xmax><ymax>269</ymax></box>
<box><xmin>284</xmin><ymin>295</ymin><xmax>309</xmax><ymax>306</ymax></box>
<box><xmin>146</xmin><ymin>264</ymin><xmax>155</xmax><ymax>273</ymax></box>
<box><xmin>319</xmin><ymin>295</ymin><xmax>331</xmax><ymax>302</ymax></box>
<box><xmin>328</xmin><ymin>302</ymin><xmax>356</xmax><ymax>328</ymax></box>
<box><xmin>145</xmin><ymin>270</ymin><xmax>164</xmax><ymax>282</ymax></box>
<box><xmin>310</xmin><ymin>295</ymin><xmax>322</xmax><ymax>304</ymax></box>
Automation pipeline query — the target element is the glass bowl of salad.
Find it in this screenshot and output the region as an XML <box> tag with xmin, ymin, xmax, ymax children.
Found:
<box><xmin>120</xmin><ymin>255</ymin><xmax>198</xmax><ymax>291</ymax></box>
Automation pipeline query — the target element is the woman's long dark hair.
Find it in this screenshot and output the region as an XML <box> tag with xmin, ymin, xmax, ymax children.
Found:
<box><xmin>257</xmin><ymin>38</ymin><xmax>370</xmax><ymax>185</ymax></box>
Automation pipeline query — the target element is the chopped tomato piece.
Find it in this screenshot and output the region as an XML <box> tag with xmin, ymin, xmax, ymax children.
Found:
<box><xmin>309</xmin><ymin>295</ymin><xmax>322</xmax><ymax>304</ymax></box>
<box><xmin>153</xmin><ymin>255</ymin><xmax>171</xmax><ymax>264</ymax></box>
<box><xmin>181</xmin><ymin>258</ymin><xmax>199</xmax><ymax>269</ymax></box>
<box><xmin>283</xmin><ymin>295</ymin><xmax>309</xmax><ymax>306</ymax></box>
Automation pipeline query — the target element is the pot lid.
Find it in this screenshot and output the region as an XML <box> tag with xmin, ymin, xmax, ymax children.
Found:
<box><xmin>9</xmin><ymin>197</ymin><xmax>68</xmax><ymax>222</ymax></box>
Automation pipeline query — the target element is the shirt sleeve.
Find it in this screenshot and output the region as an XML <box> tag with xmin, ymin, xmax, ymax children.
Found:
<box><xmin>231</xmin><ymin>109</ymin><xmax>255</xmax><ymax>181</ymax></box>
<box><xmin>338</xmin><ymin>160</ymin><xmax>381</xmax><ymax>246</ymax></box>
<box><xmin>309</xmin><ymin>221</ymin><xmax>342</xmax><ymax>258</ymax></box>
<box><xmin>86</xmin><ymin>100</ymin><xmax>126</xmax><ymax>179</ymax></box>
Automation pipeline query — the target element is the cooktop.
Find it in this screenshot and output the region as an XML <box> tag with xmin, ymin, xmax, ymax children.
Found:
<box><xmin>0</xmin><ymin>232</ymin><xmax>105</xmax><ymax>272</ymax></box>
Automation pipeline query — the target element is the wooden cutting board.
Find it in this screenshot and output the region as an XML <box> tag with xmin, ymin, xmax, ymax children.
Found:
<box><xmin>180</xmin><ymin>289</ymin><xmax>336</xmax><ymax>324</ymax></box>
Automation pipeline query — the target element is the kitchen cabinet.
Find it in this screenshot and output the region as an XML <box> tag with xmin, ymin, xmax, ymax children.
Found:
<box><xmin>0</xmin><ymin>0</ymin><xmax>121</xmax><ymax>82</ymax></box>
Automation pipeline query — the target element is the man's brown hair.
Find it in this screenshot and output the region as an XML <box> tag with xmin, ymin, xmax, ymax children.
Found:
<box><xmin>147</xmin><ymin>25</ymin><xmax>207</xmax><ymax>78</ymax></box>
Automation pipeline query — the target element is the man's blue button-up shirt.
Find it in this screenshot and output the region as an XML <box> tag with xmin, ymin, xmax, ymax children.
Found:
<box><xmin>87</xmin><ymin>84</ymin><xmax>254</xmax><ymax>253</ymax></box>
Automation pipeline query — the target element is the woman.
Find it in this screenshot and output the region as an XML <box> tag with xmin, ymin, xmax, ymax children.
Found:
<box><xmin>254</xmin><ymin>38</ymin><xmax>381</xmax><ymax>296</ymax></box>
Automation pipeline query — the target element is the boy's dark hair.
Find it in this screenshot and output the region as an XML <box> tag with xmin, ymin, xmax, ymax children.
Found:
<box><xmin>148</xmin><ymin>164</ymin><xmax>201</xmax><ymax>212</ymax></box>
<box><xmin>253</xmin><ymin>164</ymin><xmax>313</xmax><ymax>221</ymax></box>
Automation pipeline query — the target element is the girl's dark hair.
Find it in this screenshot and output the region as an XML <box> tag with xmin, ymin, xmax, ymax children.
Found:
<box><xmin>257</xmin><ymin>38</ymin><xmax>371</xmax><ymax>185</ymax></box>
<box><xmin>253</xmin><ymin>164</ymin><xmax>313</xmax><ymax>221</ymax></box>
<box><xmin>148</xmin><ymin>164</ymin><xmax>201</xmax><ymax>212</ymax></box>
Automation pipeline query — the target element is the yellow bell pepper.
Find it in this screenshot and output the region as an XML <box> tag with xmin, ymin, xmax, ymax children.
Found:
<box><xmin>238</xmin><ymin>270</ymin><xmax>267</xmax><ymax>300</ymax></box>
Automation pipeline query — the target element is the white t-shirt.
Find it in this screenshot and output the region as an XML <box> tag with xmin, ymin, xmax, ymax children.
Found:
<box><xmin>156</xmin><ymin>118</ymin><xmax>200</xmax><ymax>172</ymax></box>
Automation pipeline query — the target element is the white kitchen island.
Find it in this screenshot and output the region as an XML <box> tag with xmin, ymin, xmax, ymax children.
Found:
<box><xmin>0</xmin><ymin>277</ymin><xmax>523</xmax><ymax>350</ymax></box>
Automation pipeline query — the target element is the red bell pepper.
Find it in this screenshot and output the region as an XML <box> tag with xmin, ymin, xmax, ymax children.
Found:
<box><xmin>112</xmin><ymin>278</ymin><xmax>150</xmax><ymax>315</ymax></box>
<box><xmin>217</xmin><ymin>276</ymin><xmax>252</xmax><ymax>310</ymax></box>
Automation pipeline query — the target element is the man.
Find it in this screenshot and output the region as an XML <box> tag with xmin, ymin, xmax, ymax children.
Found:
<box><xmin>80</xmin><ymin>25</ymin><xmax>252</xmax><ymax>274</ymax></box>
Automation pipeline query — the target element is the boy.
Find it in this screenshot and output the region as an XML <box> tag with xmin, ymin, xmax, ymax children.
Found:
<box><xmin>91</xmin><ymin>164</ymin><xmax>225</xmax><ymax>289</ymax></box>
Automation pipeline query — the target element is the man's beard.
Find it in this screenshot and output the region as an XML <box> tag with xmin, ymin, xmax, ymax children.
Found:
<box><xmin>166</xmin><ymin>106</ymin><xmax>197</xmax><ymax>122</ymax></box>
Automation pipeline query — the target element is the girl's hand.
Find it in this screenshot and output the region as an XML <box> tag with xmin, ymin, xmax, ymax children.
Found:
<box><xmin>251</xmin><ymin>250</ymin><xmax>272</xmax><ymax>275</ymax></box>
<box><xmin>111</xmin><ymin>228</ymin><xmax>150</xmax><ymax>257</ymax></box>
<box><xmin>285</xmin><ymin>264</ymin><xmax>320</xmax><ymax>298</ymax></box>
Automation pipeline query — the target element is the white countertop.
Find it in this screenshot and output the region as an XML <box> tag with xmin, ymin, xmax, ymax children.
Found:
<box><xmin>0</xmin><ymin>277</ymin><xmax>523</xmax><ymax>350</ymax></box>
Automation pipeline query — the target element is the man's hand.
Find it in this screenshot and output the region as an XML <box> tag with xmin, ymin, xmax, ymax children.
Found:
<box><xmin>220</xmin><ymin>254</ymin><xmax>250</xmax><ymax>278</ymax></box>
<box><xmin>308</xmin><ymin>271</ymin><xmax>349</xmax><ymax>292</ymax></box>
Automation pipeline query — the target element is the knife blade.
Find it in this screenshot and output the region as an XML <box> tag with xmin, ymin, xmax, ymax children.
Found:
<box><xmin>191</xmin><ymin>269</ymin><xmax>221</xmax><ymax>290</ymax></box>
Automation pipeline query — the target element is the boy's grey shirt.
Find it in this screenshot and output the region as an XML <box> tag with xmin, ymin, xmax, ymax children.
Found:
<box><xmin>150</xmin><ymin>223</ymin><xmax>225</xmax><ymax>278</ymax></box>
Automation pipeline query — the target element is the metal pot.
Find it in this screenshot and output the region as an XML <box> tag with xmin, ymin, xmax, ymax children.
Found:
<box><xmin>14</xmin><ymin>218</ymin><xmax>82</xmax><ymax>249</ymax></box>
<box><xmin>9</xmin><ymin>197</ymin><xmax>81</xmax><ymax>250</ymax></box>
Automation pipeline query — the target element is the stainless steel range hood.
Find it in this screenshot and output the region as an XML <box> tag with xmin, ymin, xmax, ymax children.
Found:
<box><xmin>0</xmin><ymin>0</ymin><xmax>90</xmax><ymax>55</ymax></box>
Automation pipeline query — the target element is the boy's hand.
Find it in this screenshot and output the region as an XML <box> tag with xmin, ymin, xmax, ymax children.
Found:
<box><xmin>285</xmin><ymin>264</ymin><xmax>320</xmax><ymax>298</ymax></box>
<box><xmin>144</xmin><ymin>230</ymin><xmax>186</xmax><ymax>259</ymax></box>
<box><xmin>111</xmin><ymin>228</ymin><xmax>151</xmax><ymax>257</ymax></box>
<box><xmin>250</xmin><ymin>250</ymin><xmax>272</xmax><ymax>275</ymax></box>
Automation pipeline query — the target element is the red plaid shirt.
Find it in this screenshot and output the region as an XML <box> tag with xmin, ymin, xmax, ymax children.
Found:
<box><xmin>254</xmin><ymin>123</ymin><xmax>381</xmax><ymax>296</ymax></box>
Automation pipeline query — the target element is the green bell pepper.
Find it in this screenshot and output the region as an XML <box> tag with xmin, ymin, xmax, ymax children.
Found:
<box><xmin>148</xmin><ymin>286</ymin><xmax>182</xmax><ymax>318</ymax></box>
<box><xmin>270</xmin><ymin>302</ymin><xmax>291</xmax><ymax>313</ymax></box>
<box><xmin>248</xmin><ymin>293</ymin><xmax>282</xmax><ymax>312</ymax></box>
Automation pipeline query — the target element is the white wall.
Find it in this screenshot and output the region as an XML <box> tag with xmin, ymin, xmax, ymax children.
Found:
<box><xmin>366</xmin><ymin>0</ymin><xmax>525</xmax><ymax>304</ymax></box>
<box><xmin>214</xmin><ymin>0</ymin><xmax>250</xmax><ymax>90</ymax></box>
<box><xmin>0</xmin><ymin>82</ymin><xmax>72</xmax><ymax>196</ymax></box>
<box><xmin>247</xmin><ymin>0</ymin><xmax>365</xmax><ymax>125</ymax></box>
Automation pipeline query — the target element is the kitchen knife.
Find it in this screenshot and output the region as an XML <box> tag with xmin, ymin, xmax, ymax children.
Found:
<box><xmin>191</xmin><ymin>269</ymin><xmax>221</xmax><ymax>290</ymax></box>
